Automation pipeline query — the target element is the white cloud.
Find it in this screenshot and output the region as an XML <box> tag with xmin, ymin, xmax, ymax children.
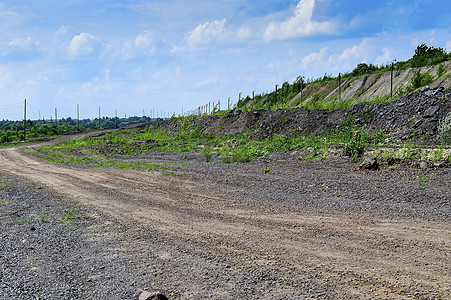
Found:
<box><xmin>376</xmin><ymin>47</ymin><xmax>394</xmax><ymax>65</ymax></box>
<box><xmin>446</xmin><ymin>40</ymin><xmax>451</xmax><ymax>52</ymax></box>
<box><xmin>67</xmin><ymin>33</ymin><xmax>100</xmax><ymax>59</ymax></box>
<box><xmin>5</xmin><ymin>36</ymin><xmax>38</xmax><ymax>53</ymax></box>
<box><xmin>55</xmin><ymin>25</ymin><xmax>75</xmax><ymax>41</ymax></box>
<box><xmin>78</xmin><ymin>68</ymin><xmax>114</xmax><ymax>97</ymax></box>
<box><xmin>237</xmin><ymin>27</ymin><xmax>251</xmax><ymax>40</ymax></box>
<box><xmin>263</xmin><ymin>0</ymin><xmax>335</xmax><ymax>42</ymax></box>
<box><xmin>336</xmin><ymin>39</ymin><xmax>372</xmax><ymax>63</ymax></box>
<box><xmin>134</xmin><ymin>31</ymin><xmax>153</xmax><ymax>48</ymax></box>
<box><xmin>119</xmin><ymin>31</ymin><xmax>156</xmax><ymax>60</ymax></box>
<box><xmin>302</xmin><ymin>47</ymin><xmax>328</xmax><ymax>68</ymax></box>
<box><xmin>186</xmin><ymin>18</ymin><xmax>254</xmax><ymax>49</ymax></box>
<box><xmin>170</xmin><ymin>45</ymin><xmax>186</xmax><ymax>53</ymax></box>
<box><xmin>188</xmin><ymin>18</ymin><xmax>230</xmax><ymax>47</ymax></box>
<box><xmin>1</xmin><ymin>36</ymin><xmax>41</xmax><ymax>60</ymax></box>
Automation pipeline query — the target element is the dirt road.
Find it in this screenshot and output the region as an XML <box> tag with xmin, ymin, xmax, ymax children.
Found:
<box><xmin>0</xmin><ymin>137</ymin><xmax>450</xmax><ymax>299</ymax></box>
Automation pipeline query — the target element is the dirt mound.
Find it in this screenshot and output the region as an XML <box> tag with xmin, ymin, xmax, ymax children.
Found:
<box><xmin>159</xmin><ymin>87</ymin><xmax>450</xmax><ymax>143</ymax></box>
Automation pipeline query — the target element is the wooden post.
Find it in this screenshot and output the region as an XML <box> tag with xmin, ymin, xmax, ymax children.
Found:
<box><xmin>391</xmin><ymin>62</ymin><xmax>394</xmax><ymax>100</ymax></box>
<box><xmin>300</xmin><ymin>78</ymin><xmax>303</xmax><ymax>103</ymax></box>
<box><xmin>23</xmin><ymin>99</ymin><xmax>26</xmax><ymax>140</ymax></box>
<box><xmin>55</xmin><ymin>108</ymin><xmax>58</xmax><ymax>134</ymax></box>
<box><xmin>338</xmin><ymin>73</ymin><xmax>341</xmax><ymax>102</ymax></box>
<box><xmin>77</xmin><ymin>104</ymin><xmax>80</xmax><ymax>131</ymax></box>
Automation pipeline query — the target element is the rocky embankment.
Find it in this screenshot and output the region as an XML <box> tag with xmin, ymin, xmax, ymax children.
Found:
<box><xmin>161</xmin><ymin>87</ymin><xmax>450</xmax><ymax>144</ymax></box>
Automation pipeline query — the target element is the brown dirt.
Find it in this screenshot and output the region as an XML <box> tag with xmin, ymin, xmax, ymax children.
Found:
<box><xmin>0</xmin><ymin>133</ymin><xmax>450</xmax><ymax>299</ymax></box>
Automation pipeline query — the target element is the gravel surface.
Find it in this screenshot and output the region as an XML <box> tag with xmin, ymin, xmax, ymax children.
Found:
<box><xmin>0</xmin><ymin>144</ymin><xmax>450</xmax><ymax>299</ymax></box>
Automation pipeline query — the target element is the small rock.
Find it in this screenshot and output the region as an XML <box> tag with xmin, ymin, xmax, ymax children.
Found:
<box><xmin>134</xmin><ymin>289</ymin><xmax>168</xmax><ymax>300</ymax></box>
<box><xmin>421</xmin><ymin>86</ymin><xmax>430</xmax><ymax>92</ymax></box>
<box><xmin>419</xmin><ymin>161</ymin><xmax>428</xmax><ymax>169</ymax></box>
<box><xmin>355</xmin><ymin>158</ymin><xmax>378</xmax><ymax>171</ymax></box>
<box><xmin>423</xmin><ymin>106</ymin><xmax>439</xmax><ymax>118</ymax></box>
<box><xmin>433</xmin><ymin>161</ymin><xmax>447</xmax><ymax>168</ymax></box>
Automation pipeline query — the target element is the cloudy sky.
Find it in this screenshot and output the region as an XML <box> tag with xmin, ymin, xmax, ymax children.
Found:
<box><xmin>0</xmin><ymin>0</ymin><xmax>450</xmax><ymax>120</ymax></box>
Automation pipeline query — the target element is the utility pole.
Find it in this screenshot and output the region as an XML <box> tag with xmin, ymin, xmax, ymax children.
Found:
<box><xmin>77</xmin><ymin>104</ymin><xmax>80</xmax><ymax>131</ymax></box>
<box><xmin>23</xmin><ymin>99</ymin><xmax>26</xmax><ymax>141</ymax></box>
<box><xmin>115</xmin><ymin>109</ymin><xmax>118</xmax><ymax>128</ymax></box>
<box><xmin>391</xmin><ymin>60</ymin><xmax>397</xmax><ymax>100</ymax></box>
<box><xmin>98</xmin><ymin>106</ymin><xmax>101</xmax><ymax>129</ymax></box>
<box><xmin>55</xmin><ymin>108</ymin><xmax>58</xmax><ymax>134</ymax></box>
<box><xmin>300</xmin><ymin>78</ymin><xmax>303</xmax><ymax>103</ymax></box>
<box><xmin>338</xmin><ymin>73</ymin><xmax>342</xmax><ymax>102</ymax></box>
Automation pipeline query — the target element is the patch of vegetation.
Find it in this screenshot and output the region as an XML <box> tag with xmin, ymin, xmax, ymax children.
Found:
<box><xmin>409</xmin><ymin>44</ymin><xmax>451</xmax><ymax>68</ymax></box>
<box><xmin>437</xmin><ymin>63</ymin><xmax>445</xmax><ymax>78</ymax></box>
<box><xmin>344</xmin><ymin>131</ymin><xmax>369</xmax><ymax>162</ymax></box>
<box><xmin>439</xmin><ymin>112</ymin><xmax>451</xmax><ymax>145</ymax></box>
<box><xmin>58</xmin><ymin>201</ymin><xmax>77</xmax><ymax>224</ymax></box>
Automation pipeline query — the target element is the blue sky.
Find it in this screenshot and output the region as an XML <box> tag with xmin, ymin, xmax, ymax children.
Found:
<box><xmin>0</xmin><ymin>0</ymin><xmax>450</xmax><ymax>121</ymax></box>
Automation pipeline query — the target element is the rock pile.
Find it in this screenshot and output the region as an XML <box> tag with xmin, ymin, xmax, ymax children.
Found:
<box><xmin>367</xmin><ymin>86</ymin><xmax>450</xmax><ymax>142</ymax></box>
<box><xmin>157</xmin><ymin>87</ymin><xmax>450</xmax><ymax>144</ymax></box>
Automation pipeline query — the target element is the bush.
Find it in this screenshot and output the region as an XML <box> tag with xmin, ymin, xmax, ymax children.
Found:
<box><xmin>437</xmin><ymin>63</ymin><xmax>445</xmax><ymax>78</ymax></box>
<box><xmin>411</xmin><ymin>71</ymin><xmax>433</xmax><ymax>89</ymax></box>
<box><xmin>352</xmin><ymin>63</ymin><xmax>376</xmax><ymax>76</ymax></box>
<box><xmin>439</xmin><ymin>112</ymin><xmax>451</xmax><ymax>144</ymax></box>
<box><xmin>0</xmin><ymin>135</ymin><xmax>9</xmax><ymax>143</ymax></box>
<box><xmin>410</xmin><ymin>44</ymin><xmax>451</xmax><ymax>68</ymax></box>
<box><xmin>372</xmin><ymin>129</ymin><xmax>386</xmax><ymax>145</ymax></box>
<box><xmin>344</xmin><ymin>131</ymin><xmax>369</xmax><ymax>162</ymax></box>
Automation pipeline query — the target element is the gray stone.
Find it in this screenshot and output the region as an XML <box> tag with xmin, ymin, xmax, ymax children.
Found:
<box><xmin>421</xmin><ymin>86</ymin><xmax>430</xmax><ymax>92</ymax></box>
<box><xmin>423</xmin><ymin>106</ymin><xmax>439</xmax><ymax>118</ymax></box>
<box><xmin>355</xmin><ymin>158</ymin><xmax>378</xmax><ymax>171</ymax></box>
<box><xmin>419</xmin><ymin>161</ymin><xmax>428</xmax><ymax>169</ymax></box>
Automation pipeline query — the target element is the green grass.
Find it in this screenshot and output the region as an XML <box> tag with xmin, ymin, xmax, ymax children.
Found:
<box><xmin>36</xmin><ymin>113</ymin><xmax>450</xmax><ymax>170</ymax></box>
<box><xmin>58</xmin><ymin>201</ymin><xmax>77</xmax><ymax>224</ymax></box>
<box><xmin>37</xmin><ymin>123</ymin><xmax>383</xmax><ymax>167</ymax></box>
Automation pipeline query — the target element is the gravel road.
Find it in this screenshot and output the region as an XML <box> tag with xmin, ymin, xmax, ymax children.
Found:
<box><xmin>0</xmin><ymin>137</ymin><xmax>450</xmax><ymax>299</ymax></box>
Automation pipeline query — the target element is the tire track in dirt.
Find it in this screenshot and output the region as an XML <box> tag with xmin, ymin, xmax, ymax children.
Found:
<box><xmin>0</xmin><ymin>143</ymin><xmax>450</xmax><ymax>299</ymax></box>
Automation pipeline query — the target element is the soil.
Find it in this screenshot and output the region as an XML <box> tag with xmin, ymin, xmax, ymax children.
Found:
<box><xmin>0</xmin><ymin>133</ymin><xmax>450</xmax><ymax>299</ymax></box>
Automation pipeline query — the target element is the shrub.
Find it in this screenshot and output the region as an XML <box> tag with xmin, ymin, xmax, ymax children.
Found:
<box><xmin>439</xmin><ymin>112</ymin><xmax>451</xmax><ymax>144</ymax></box>
<box><xmin>437</xmin><ymin>63</ymin><xmax>445</xmax><ymax>78</ymax></box>
<box><xmin>411</xmin><ymin>71</ymin><xmax>433</xmax><ymax>89</ymax></box>
<box><xmin>372</xmin><ymin>129</ymin><xmax>386</xmax><ymax>145</ymax></box>
<box><xmin>0</xmin><ymin>135</ymin><xmax>10</xmax><ymax>143</ymax></box>
<box><xmin>352</xmin><ymin>63</ymin><xmax>376</xmax><ymax>76</ymax></box>
<box><xmin>410</xmin><ymin>44</ymin><xmax>451</xmax><ymax>68</ymax></box>
<box><xmin>344</xmin><ymin>131</ymin><xmax>369</xmax><ymax>162</ymax></box>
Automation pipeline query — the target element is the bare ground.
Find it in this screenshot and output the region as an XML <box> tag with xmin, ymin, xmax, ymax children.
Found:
<box><xmin>0</xmin><ymin>135</ymin><xmax>450</xmax><ymax>299</ymax></box>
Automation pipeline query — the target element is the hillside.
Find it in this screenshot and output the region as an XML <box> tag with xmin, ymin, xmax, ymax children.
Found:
<box><xmin>290</xmin><ymin>60</ymin><xmax>451</xmax><ymax>107</ymax></box>
<box><xmin>235</xmin><ymin>44</ymin><xmax>451</xmax><ymax>111</ymax></box>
